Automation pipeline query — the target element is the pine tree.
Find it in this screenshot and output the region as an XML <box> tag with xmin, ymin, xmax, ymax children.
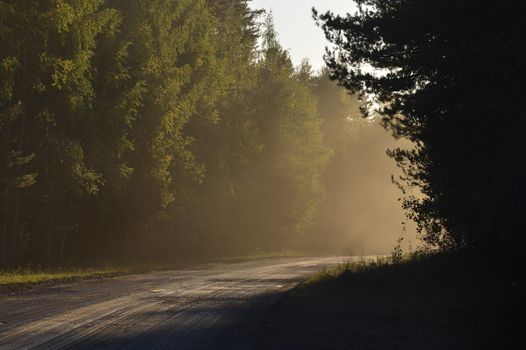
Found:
<box><xmin>316</xmin><ymin>0</ymin><xmax>526</xmax><ymax>256</ymax></box>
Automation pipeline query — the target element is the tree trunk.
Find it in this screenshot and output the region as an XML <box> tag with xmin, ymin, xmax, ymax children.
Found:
<box><xmin>59</xmin><ymin>230</ymin><xmax>66</xmax><ymax>266</ymax></box>
<box><xmin>60</xmin><ymin>197</ymin><xmax>74</xmax><ymax>266</ymax></box>
<box><xmin>1</xmin><ymin>188</ymin><xmax>9</xmax><ymax>267</ymax></box>
<box><xmin>125</xmin><ymin>206</ymin><xmax>131</xmax><ymax>260</ymax></box>
<box><xmin>44</xmin><ymin>165</ymin><xmax>53</xmax><ymax>262</ymax></box>
<box><xmin>170</xmin><ymin>218</ymin><xmax>176</xmax><ymax>258</ymax></box>
<box><xmin>1</xmin><ymin>117</ymin><xmax>12</xmax><ymax>268</ymax></box>
<box><xmin>12</xmin><ymin>103</ymin><xmax>27</xmax><ymax>260</ymax></box>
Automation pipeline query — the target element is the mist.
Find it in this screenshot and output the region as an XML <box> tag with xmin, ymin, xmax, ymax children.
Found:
<box><xmin>306</xmin><ymin>117</ymin><xmax>416</xmax><ymax>255</ymax></box>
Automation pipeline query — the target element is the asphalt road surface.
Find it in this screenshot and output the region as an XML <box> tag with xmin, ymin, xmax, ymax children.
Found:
<box><xmin>0</xmin><ymin>257</ymin><xmax>345</xmax><ymax>349</ymax></box>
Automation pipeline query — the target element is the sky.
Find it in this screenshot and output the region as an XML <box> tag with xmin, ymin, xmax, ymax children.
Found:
<box><xmin>249</xmin><ymin>0</ymin><xmax>357</xmax><ymax>71</ymax></box>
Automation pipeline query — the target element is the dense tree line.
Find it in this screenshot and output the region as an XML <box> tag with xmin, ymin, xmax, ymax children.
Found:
<box><xmin>317</xmin><ymin>0</ymin><xmax>526</xmax><ymax>260</ymax></box>
<box><xmin>0</xmin><ymin>0</ymin><xmax>370</xmax><ymax>267</ymax></box>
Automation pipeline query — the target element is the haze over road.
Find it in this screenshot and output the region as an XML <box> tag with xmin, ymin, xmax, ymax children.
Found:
<box><xmin>0</xmin><ymin>257</ymin><xmax>349</xmax><ymax>349</ymax></box>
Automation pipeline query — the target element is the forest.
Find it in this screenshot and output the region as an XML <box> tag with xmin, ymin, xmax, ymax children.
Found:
<box><xmin>2</xmin><ymin>0</ymin><xmax>523</xmax><ymax>271</ymax></box>
<box><xmin>0</xmin><ymin>0</ymin><xmax>406</xmax><ymax>267</ymax></box>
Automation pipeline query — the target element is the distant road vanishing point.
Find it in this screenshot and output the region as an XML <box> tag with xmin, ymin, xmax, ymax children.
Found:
<box><xmin>0</xmin><ymin>257</ymin><xmax>351</xmax><ymax>350</ymax></box>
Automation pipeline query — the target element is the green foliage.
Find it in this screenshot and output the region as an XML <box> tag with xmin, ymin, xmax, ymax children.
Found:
<box><xmin>0</xmin><ymin>1</ymin><xmax>339</xmax><ymax>267</ymax></box>
<box><xmin>1</xmin><ymin>0</ymin><xmax>121</xmax><ymax>266</ymax></box>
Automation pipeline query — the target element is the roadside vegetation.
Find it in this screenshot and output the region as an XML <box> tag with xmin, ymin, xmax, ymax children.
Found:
<box><xmin>0</xmin><ymin>266</ymin><xmax>123</xmax><ymax>286</ymax></box>
<box><xmin>259</xmin><ymin>252</ymin><xmax>520</xmax><ymax>349</ymax></box>
<box><xmin>0</xmin><ymin>266</ymin><xmax>131</xmax><ymax>294</ymax></box>
<box><xmin>303</xmin><ymin>251</ymin><xmax>501</xmax><ymax>291</ymax></box>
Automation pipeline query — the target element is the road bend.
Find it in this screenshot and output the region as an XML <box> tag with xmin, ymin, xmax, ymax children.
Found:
<box><xmin>0</xmin><ymin>257</ymin><xmax>352</xmax><ymax>349</ymax></box>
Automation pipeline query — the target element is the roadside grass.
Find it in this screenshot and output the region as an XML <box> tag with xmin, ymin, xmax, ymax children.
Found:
<box><xmin>299</xmin><ymin>251</ymin><xmax>496</xmax><ymax>295</ymax></box>
<box><xmin>0</xmin><ymin>261</ymin><xmax>188</xmax><ymax>291</ymax></box>
<box><xmin>0</xmin><ymin>266</ymin><xmax>129</xmax><ymax>286</ymax></box>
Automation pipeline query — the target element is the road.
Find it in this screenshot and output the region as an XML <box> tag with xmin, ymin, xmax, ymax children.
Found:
<box><xmin>0</xmin><ymin>257</ymin><xmax>344</xmax><ymax>349</ymax></box>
